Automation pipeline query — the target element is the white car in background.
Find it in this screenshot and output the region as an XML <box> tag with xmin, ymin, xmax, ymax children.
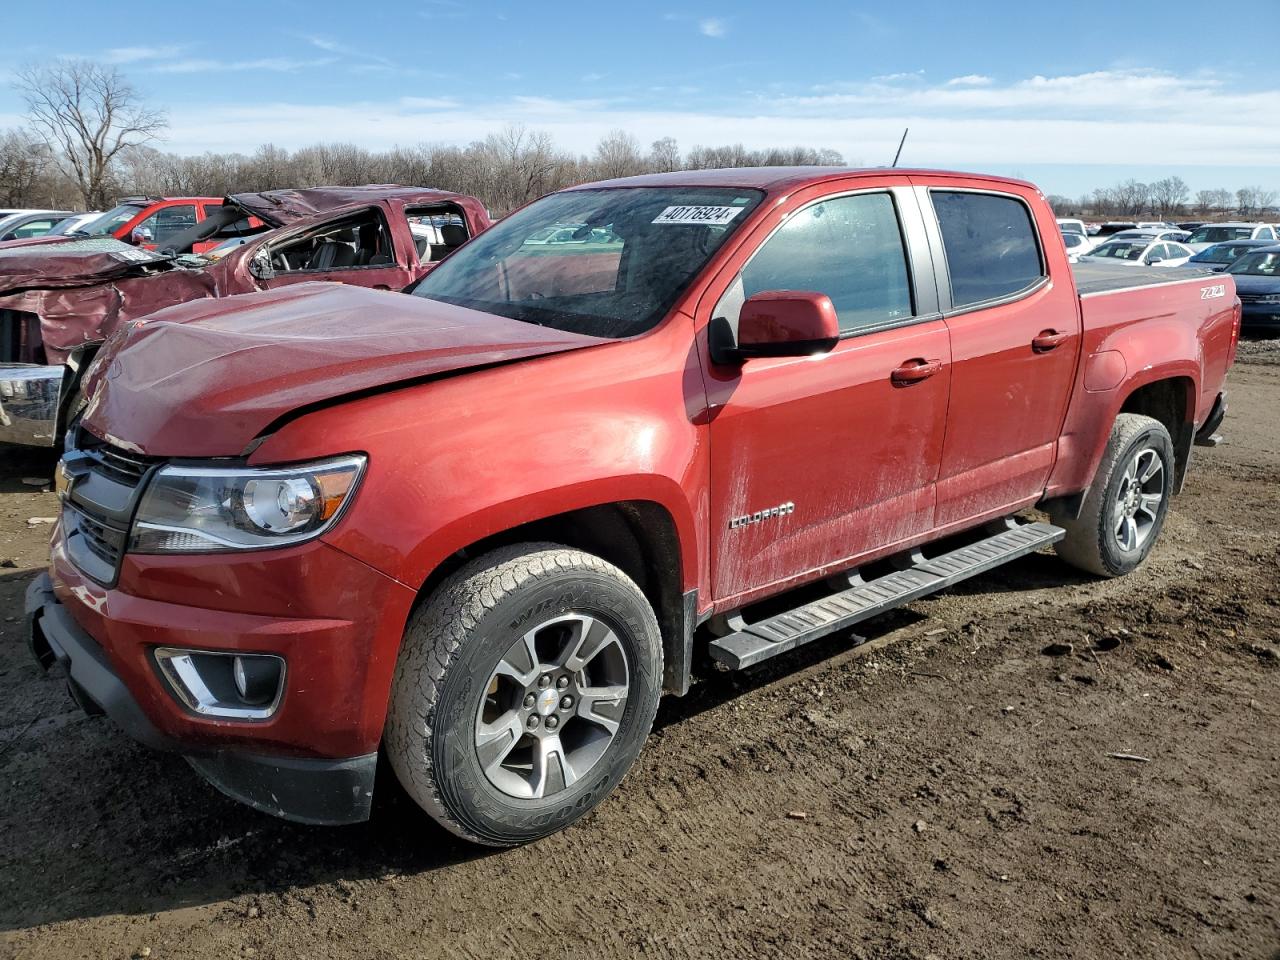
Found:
<box><xmin>1061</xmin><ymin>231</ymin><xmax>1095</xmax><ymax>260</ymax></box>
<box><xmin>1080</xmin><ymin>236</ymin><xmax>1195</xmax><ymax>268</ymax></box>
<box><xmin>1184</xmin><ymin>223</ymin><xmax>1277</xmax><ymax>253</ymax></box>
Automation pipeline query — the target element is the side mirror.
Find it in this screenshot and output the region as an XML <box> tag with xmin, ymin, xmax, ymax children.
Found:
<box><xmin>733</xmin><ymin>290</ymin><xmax>840</xmax><ymax>361</ymax></box>
<box><xmin>249</xmin><ymin>250</ymin><xmax>276</xmax><ymax>281</ymax></box>
<box><xmin>1145</xmin><ymin>256</ymin><xmax>1163</xmax><ymax>266</ymax></box>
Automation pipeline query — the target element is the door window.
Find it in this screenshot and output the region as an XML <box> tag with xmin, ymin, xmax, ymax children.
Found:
<box><xmin>932</xmin><ymin>191</ymin><xmax>1044</xmax><ymax>308</ymax></box>
<box><xmin>727</xmin><ymin>192</ymin><xmax>914</xmax><ymax>335</ymax></box>
<box><xmin>266</xmin><ymin>208</ymin><xmax>395</xmax><ymax>272</ymax></box>
<box><xmin>131</xmin><ymin>204</ymin><xmax>198</xmax><ymax>245</ymax></box>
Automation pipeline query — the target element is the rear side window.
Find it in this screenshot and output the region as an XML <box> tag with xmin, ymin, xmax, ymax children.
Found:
<box><xmin>738</xmin><ymin>192</ymin><xmax>914</xmax><ymax>334</ymax></box>
<box><xmin>932</xmin><ymin>191</ymin><xmax>1044</xmax><ymax>308</ymax></box>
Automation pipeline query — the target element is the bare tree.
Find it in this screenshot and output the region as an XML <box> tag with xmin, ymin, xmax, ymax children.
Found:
<box><xmin>1045</xmin><ymin>194</ymin><xmax>1076</xmax><ymax>215</ymax></box>
<box><xmin>1149</xmin><ymin>176</ymin><xmax>1189</xmax><ymax>218</ymax></box>
<box><xmin>592</xmin><ymin>130</ymin><xmax>645</xmax><ymax>180</ymax></box>
<box><xmin>15</xmin><ymin>59</ymin><xmax>167</xmax><ymax>208</ymax></box>
<box><xmin>649</xmin><ymin>137</ymin><xmax>681</xmax><ymax>172</ymax></box>
<box><xmin>0</xmin><ymin>128</ymin><xmax>51</xmax><ymax>205</ymax></box>
<box><xmin>1236</xmin><ymin>185</ymin><xmax>1278</xmax><ymax>218</ymax></box>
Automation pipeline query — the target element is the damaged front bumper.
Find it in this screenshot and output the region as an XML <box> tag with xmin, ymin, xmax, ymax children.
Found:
<box><xmin>24</xmin><ymin>573</ymin><xmax>378</xmax><ymax>825</ymax></box>
<box><xmin>0</xmin><ymin>363</ymin><xmax>62</xmax><ymax>446</ymax></box>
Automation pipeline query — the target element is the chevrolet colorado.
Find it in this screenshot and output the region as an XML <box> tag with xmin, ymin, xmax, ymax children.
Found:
<box><xmin>25</xmin><ymin>168</ymin><xmax>1239</xmax><ymax>845</ymax></box>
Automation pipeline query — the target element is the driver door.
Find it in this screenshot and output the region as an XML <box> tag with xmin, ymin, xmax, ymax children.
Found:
<box><xmin>699</xmin><ymin>184</ymin><xmax>951</xmax><ymax>606</ymax></box>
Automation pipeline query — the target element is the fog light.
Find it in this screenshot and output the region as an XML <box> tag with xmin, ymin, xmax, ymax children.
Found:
<box><xmin>155</xmin><ymin>648</ymin><xmax>285</xmax><ymax>720</ymax></box>
<box><xmin>233</xmin><ymin>655</ymin><xmax>281</xmax><ymax>706</ymax></box>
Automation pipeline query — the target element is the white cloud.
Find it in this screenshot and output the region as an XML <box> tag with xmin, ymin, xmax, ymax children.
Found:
<box><xmin>149</xmin><ymin>58</ymin><xmax>337</xmax><ymax>74</ymax></box>
<box><xmin>149</xmin><ymin>68</ymin><xmax>1278</xmax><ymax>187</ymax></box>
<box><xmin>945</xmin><ymin>74</ymin><xmax>992</xmax><ymax>87</ymax></box>
<box><xmin>102</xmin><ymin>45</ymin><xmax>186</xmax><ymax>64</ymax></box>
<box><xmin>699</xmin><ymin>18</ymin><xmax>726</xmax><ymax>37</ymax></box>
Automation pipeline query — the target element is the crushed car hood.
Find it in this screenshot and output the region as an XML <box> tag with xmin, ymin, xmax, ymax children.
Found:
<box><xmin>0</xmin><ymin>236</ymin><xmax>171</xmax><ymax>292</ymax></box>
<box><xmin>81</xmin><ymin>283</ymin><xmax>604</xmax><ymax>457</ymax></box>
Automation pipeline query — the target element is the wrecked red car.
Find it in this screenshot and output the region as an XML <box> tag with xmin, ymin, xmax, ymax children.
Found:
<box><xmin>0</xmin><ymin>185</ymin><xmax>490</xmax><ymax>446</ymax></box>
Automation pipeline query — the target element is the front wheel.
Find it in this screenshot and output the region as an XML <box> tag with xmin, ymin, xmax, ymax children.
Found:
<box><xmin>1055</xmin><ymin>413</ymin><xmax>1174</xmax><ymax>577</ymax></box>
<box><xmin>384</xmin><ymin>543</ymin><xmax>663</xmax><ymax>846</ymax></box>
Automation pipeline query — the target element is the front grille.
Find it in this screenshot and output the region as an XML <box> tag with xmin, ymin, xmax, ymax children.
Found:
<box><xmin>76</xmin><ymin>509</ymin><xmax>120</xmax><ymax>565</ymax></box>
<box><xmin>90</xmin><ymin>443</ymin><xmax>152</xmax><ymax>485</ymax></box>
<box><xmin>1236</xmin><ymin>292</ymin><xmax>1275</xmax><ymax>303</ymax></box>
<box><xmin>62</xmin><ymin>431</ymin><xmax>162</xmax><ymax>586</ymax></box>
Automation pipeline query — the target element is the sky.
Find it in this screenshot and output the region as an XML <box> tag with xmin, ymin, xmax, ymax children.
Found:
<box><xmin>1</xmin><ymin>0</ymin><xmax>1277</xmax><ymax>199</ymax></box>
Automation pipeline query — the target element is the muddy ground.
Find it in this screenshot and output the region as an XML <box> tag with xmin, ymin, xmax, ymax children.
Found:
<box><xmin>1</xmin><ymin>346</ymin><xmax>1277</xmax><ymax>960</ymax></box>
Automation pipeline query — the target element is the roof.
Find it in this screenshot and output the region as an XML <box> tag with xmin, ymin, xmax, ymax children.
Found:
<box><xmin>227</xmin><ymin>184</ymin><xmax>481</xmax><ymax>227</ymax></box>
<box><xmin>564</xmin><ymin>166</ymin><xmax>1038</xmax><ymax>194</ymax></box>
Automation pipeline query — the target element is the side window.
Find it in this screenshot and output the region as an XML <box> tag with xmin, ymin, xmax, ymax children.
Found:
<box><xmin>131</xmin><ymin>204</ymin><xmax>198</xmax><ymax>244</ymax></box>
<box><xmin>405</xmin><ymin>208</ymin><xmax>470</xmax><ymax>263</ymax></box>
<box><xmin>732</xmin><ymin>192</ymin><xmax>914</xmax><ymax>335</ymax></box>
<box><xmin>267</xmin><ymin>209</ymin><xmax>395</xmax><ymax>272</ymax></box>
<box><xmin>932</xmin><ymin>191</ymin><xmax>1044</xmax><ymax>308</ymax></box>
<box><xmin>11</xmin><ymin>219</ymin><xmax>57</xmax><ymax>239</ymax></box>
<box><xmin>1260</xmin><ymin>227</ymin><xmax>1276</xmax><ymax>240</ymax></box>
<box><xmin>201</xmin><ymin>202</ymin><xmax>223</xmax><ymax>220</ymax></box>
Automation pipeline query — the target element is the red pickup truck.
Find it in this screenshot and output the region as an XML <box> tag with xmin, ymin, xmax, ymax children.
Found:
<box><xmin>26</xmin><ymin>167</ymin><xmax>1238</xmax><ymax>845</ymax></box>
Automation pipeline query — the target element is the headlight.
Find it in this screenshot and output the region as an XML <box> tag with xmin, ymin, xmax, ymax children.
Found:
<box><xmin>131</xmin><ymin>454</ymin><xmax>366</xmax><ymax>553</ymax></box>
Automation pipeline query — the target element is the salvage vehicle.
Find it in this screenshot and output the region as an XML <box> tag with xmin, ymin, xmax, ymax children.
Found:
<box><xmin>25</xmin><ymin>167</ymin><xmax>1238</xmax><ymax>845</ymax></box>
<box><xmin>0</xmin><ymin>185</ymin><xmax>490</xmax><ymax>446</ymax></box>
<box><xmin>1080</xmin><ymin>237</ymin><xmax>1195</xmax><ymax>268</ymax></box>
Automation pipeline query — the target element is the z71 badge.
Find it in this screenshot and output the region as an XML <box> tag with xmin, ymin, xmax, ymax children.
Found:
<box><xmin>1201</xmin><ymin>285</ymin><xmax>1226</xmax><ymax>300</ymax></box>
<box><xmin>729</xmin><ymin>501</ymin><xmax>795</xmax><ymax>529</ymax></box>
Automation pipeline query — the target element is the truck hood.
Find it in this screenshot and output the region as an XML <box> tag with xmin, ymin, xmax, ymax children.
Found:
<box><xmin>80</xmin><ymin>283</ymin><xmax>605</xmax><ymax>457</ymax></box>
<box><xmin>0</xmin><ymin>236</ymin><xmax>173</xmax><ymax>293</ymax></box>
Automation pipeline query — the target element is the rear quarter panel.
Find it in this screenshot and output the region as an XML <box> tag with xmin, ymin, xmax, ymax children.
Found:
<box><xmin>1045</xmin><ymin>272</ymin><xmax>1237</xmax><ymax>498</ymax></box>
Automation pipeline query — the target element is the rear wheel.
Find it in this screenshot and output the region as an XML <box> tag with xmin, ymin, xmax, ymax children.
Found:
<box><xmin>1055</xmin><ymin>413</ymin><xmax>1174</xmax><ymax>577</ymax></box>
<box><xmin>384</xmin><ymin>543</ymin><xmax>662</xmax><ymax>846</ymax></box>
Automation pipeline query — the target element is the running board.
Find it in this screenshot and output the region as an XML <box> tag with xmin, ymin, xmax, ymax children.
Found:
<box><xmin>708</xmin><ymin>521</ymin><xmax>1065</xmax><ymax>670</ymax></box>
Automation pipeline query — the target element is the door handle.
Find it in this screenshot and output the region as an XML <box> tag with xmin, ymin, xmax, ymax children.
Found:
<box><xmin>891</xmin><ymin>358</ymin><xmax>943</xmax><ymax>385</ymax></box>
<box><xmin>1032</xmin><ymin>330</ymin><xmax>1070</xmax><ymax>352</ymax></box>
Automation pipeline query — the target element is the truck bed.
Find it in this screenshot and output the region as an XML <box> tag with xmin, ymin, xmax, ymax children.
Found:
<box><xmin>1071</xmin><ymin>260</ymin><xmax>1220</xmax><ymax>296</ymax></box>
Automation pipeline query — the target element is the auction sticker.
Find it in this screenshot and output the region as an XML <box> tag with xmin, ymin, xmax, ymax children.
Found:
<box><xmin>652</xmin><ymin>205</ymin><xmax>744</xmax><ymax>226</ymax></box>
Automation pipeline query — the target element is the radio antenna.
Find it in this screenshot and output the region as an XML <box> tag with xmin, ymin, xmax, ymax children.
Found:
<box><xmin>891</xmin><ymin>127</ymin><xmax>909</xmax><ymax>167</ymax></box>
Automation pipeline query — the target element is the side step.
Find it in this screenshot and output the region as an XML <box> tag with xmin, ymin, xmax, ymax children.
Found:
<box><xmin>708</xmin><ymin>521</ymin><xmax>1065</xmax><ymax>670</ymax></box>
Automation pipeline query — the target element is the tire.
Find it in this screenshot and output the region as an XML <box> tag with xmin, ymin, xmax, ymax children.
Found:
<box><xmin>1055</xmin><ymin>413</ymin><xmax>1175</xmax><ymax>577</ymax></box>
<box><xmin>384</xmin><ymin>543</ymin><xmax>663</xmax><ymax>846</ymax></box>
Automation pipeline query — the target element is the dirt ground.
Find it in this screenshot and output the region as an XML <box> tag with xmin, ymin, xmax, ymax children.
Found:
<box><xmin>1</xmin><ymin>345</ymin><xmax>1277</xmax><ymax>960</ymax></box>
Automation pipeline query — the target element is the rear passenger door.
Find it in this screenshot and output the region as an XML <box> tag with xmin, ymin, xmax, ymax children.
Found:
<box><xmin>913</xmin><ymin>179</ymin><xmax>1081</xmax><ymax>526</ymax></box>
<box><xmin>702</xmin><ymin>184</ymin><xmax>952</xmax><ymax>605</ymax></box>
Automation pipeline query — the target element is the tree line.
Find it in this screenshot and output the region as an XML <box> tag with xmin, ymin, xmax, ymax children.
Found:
<box><xmin>0</xmin><ymin>60</ymin><xmax>842</xmax><ymax>215</ymax></box>
<box><xmin>1</xmin><ymin>59</ymin><xmax>1274</xmax><ymax>221</ymax></box>
<box><xmin>1047</xmin><ymin>177</ymin><xmax>1278</xmax><ymax>221</ymax></box>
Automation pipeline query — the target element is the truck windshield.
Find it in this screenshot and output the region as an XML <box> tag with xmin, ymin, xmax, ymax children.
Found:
<box><xmin>412</xmin><ymin>186</ymin><xmax>763</xmax><ymax>338</ymax></box>
<box><xmin>77</xmin><ymin>203</ymin><xmax>145</xmax><ymax>237</ymax></box>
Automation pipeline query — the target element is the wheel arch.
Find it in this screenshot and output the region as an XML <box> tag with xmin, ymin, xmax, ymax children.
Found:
<box><xmin>1117</xmin><ymin>373</ymin><xmax>1197</xmax><ymax>493</ymax></box>
<box><xmin>409</xmin><ymin>494</ymin><xmax>697</xmax><ymax>696</ymax></box>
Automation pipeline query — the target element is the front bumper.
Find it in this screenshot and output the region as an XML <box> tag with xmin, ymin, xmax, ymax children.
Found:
<box><xmin>26</xmin><ymin>570</ymin><xmax>382</xmax><ymax>825</ymax></box>
<box><xmin>1240</xmin><ymin>304</ymin><xmax>1280</xmax><ymax>332</ymax></box>
<box><xmin>0</xmin><ymin>363</ymin><xmax>62</xmax><ymax>446</ymax></box>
